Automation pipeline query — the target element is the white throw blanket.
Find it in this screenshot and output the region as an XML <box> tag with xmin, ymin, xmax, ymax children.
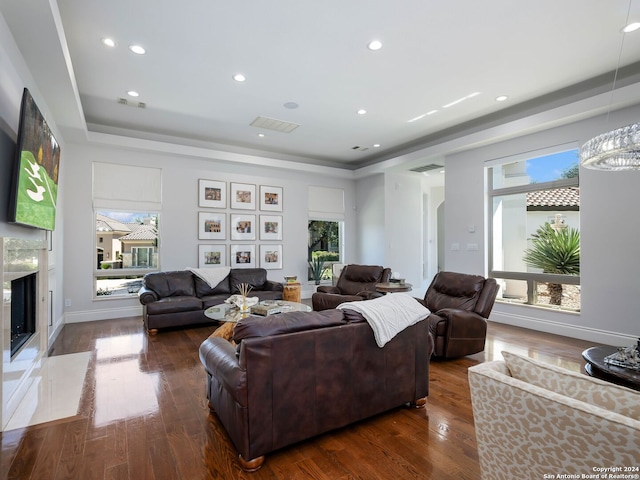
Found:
<box><xmin>337</xmin><ymin>293</ymin><xmax>430</xmax><ymax>347</ymax></box>
<box><xmin>187</xmin><ymin>266</ymin><xmax>230</xmax><ymax>288</ymax></box>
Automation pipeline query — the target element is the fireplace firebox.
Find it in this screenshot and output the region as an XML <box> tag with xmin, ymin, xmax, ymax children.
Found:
<box><xmin>10</xmin><ymin>273</ymin><xmax>37</xmax><ymax>357</ymax></box>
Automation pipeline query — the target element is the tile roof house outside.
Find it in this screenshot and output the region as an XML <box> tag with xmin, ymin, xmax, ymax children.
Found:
<box><xmin>119</xmin><ymin>224</ymin><xmax>157</xmax><ymax>242</ymax></box>
<box><xmin>96</xmin><ymin>214</ymin><xmax>131</xmax><ymax>233</ymax></box>
<box><xmin>119</xmin><ymin>223</ymin><xmax>158</xmax><ymax>268</ymax></box>
<box><xmin>96</xmin><ymin>214</ymin><xmax>158</xmax><ymax>269</ymax></box>
<box><xmin>526</xmin><ymin>187</ymin><xmax>580</xmax><ymax>210</ymax></box>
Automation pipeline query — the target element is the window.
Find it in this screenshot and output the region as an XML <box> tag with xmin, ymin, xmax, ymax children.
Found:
<box><xmin>308</xmin><ymin>220</ymin><xmax>342</xmax><ymax>282</ymax></box>
<box><xmin>488</xmin><ymin>148</ymin><xmax>580</xmax><ymax>311</ymax></box>
<box><xmin>307</xmin><ymin>185</ymin><xmax>345</xmax><ymax>283</ymax></box>
<box><xmin>95</xmin><ymin>211</ymin><xmax>159</xmax><ymax>298</ymax></box>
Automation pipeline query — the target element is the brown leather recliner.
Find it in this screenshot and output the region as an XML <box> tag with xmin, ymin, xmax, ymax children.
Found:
<box><xmin>418</xmin><ymin>271</ymin><xmax>499</xmax><ymax>359</ymax></box>
<box><xmin>311</xmin><ymin>264</ymin><xmax>391</xmax><ymax>311</ymax></box>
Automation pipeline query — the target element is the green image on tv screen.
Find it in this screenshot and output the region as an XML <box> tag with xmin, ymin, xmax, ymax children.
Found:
<box><xmin>14</xmin><ymin>150</ymin><xmax>58</xmax><ymax>231</ymax></box>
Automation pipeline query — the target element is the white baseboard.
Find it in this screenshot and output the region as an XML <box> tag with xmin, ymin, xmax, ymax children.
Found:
<box><xmin>489</xmin><ymin>310</ymin><xmax>636</xmax><ymax>346</ymax></box>
<box><xmin>64</xmin><ymin>305</ymin><xmax>143</xmax><ymax>324</ymax></box>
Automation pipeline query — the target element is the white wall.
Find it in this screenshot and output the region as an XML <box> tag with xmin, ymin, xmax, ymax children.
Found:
<box><xmin>444</xmin><ymin>104</ymin><xmax>640</xmax><ymax>344</ymax></box>
<box><xmin>355</xmin><ymin>173</ymin><xmax>442</xmax><ymax>295</ymax></box>
<box><xmin>355</xmin><ymin>174</ymin><xmax>385</xmax><ymax>265</ymax></box>
<box><xmin>422</xmin><ymin>183</ymin><xmax>443</xmax><ymax>286</ymax></box>
<box><xmin>443</xmin><ymin>156</ymin><xmax>487</xmax><ymax>276</ymax></box>
<box><xmin>62</xmin><ymin>142</ymin><xmax>357</xmax><ymax>320</ymax></box>
<box><xmin>383</xmin><ymin>172</ymin><xmax>424</xmax><ymax>292</ymax></box>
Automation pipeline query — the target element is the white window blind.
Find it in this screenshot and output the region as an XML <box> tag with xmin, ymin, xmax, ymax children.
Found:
<box><xmin>93</xmin><ymin>162</ymin><xmax>162</xmax><ymax>210</ymax></box>
<box><xmin>308</xmin><ymin>186</ymin><xmax>344</xmax><ymax>220</ymax></box>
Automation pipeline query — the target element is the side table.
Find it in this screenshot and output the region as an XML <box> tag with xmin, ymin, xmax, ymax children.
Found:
<box><xmin>582</xmin><ymin>346</ymin><xmax>640</xmax><ymax>391</ymax></box>
<box><xmin>375</xmin><ymin>282</ymin><xmax>412</xmax><ymax>294</ymax></box>
<box><xmin>283</xmin><ymin>282</ymin><xmax>301</xmax><ymax>303</ymax></box>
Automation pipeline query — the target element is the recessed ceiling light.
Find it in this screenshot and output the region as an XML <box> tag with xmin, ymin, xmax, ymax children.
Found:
<box><xmin>129</xmin><ymin>44</ymin><xmax>146</xmax><ymax>55</ymax></box>
<box><xmin>622</xmin><ymin>22</ymin><xmax>640</xmax><ymax>33</ymax></box>
<box><xmin>257</xmin><ymin>133</ymin><xmax>265</xmax><ymax>138</ymax></box>
<box><xmin>101</xmin><ymin>37</ymin><xmax>116</xmax><ymax>47</ymax></box>
<box><xmin>127</xmin><ymin>91</ymin><xmax>139</xmax><ymax>97</ymax></box>
<box><xmin>233</xmin><ymin>73</ymin><xmax>246</xmax><ymax>82</ymax></box>
<box><xmin>373</xmin><ymin>144</ymin><xmax>381</xmax><ymax>148</ymax></box>
<box><xmin>284</xmin><ymin>102</ymin><xmax>299</xmax><ymax>109</ymax></box>
<box><xmin>367</xmin><ymin>40</ymin><xmax>383</xmax><ymax>51</ymax></box>
<box><xmin>495</xmin><ymin>95</ymin><xmax>508</xmax><ymax>102</ymax></box>
<box><xmin>357</xmin><ymin>109</ymin><xmax>367</xmax><ymax>115</ymax></box>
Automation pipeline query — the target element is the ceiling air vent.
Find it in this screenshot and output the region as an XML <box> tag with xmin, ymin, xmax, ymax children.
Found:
<box><xmin>250</xmin><ymin>116</ymin><xmax>299</xmax><ymax>133</ymax></box>
<box><xmin>410</xmin><ymin>164</ymin><xmax>443</xmax><ymax>173</ymax></box>
<box><xmin>117</xmin><ymin>98</ymin><xmax>147</xmax><ymax>109</ymax></box>
<box><xmin>351</xmin><ymin>146</ymin><xmax>369</xmax><ymax>152</ymax></box>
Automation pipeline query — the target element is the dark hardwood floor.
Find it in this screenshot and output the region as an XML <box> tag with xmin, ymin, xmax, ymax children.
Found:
<box><xmin>1</xmin><ymin>315</ymin><xmax>600</xmax><ymax>479</ymax></box>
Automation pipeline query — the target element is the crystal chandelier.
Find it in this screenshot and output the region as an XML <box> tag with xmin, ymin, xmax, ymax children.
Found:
<box><xmin>579</xmin><ymin>123</ymin><xmax>640</xmax><ymax>171</ymax></box>
<box><xmin>579</xmin><ymin>0</ymin><xmax>640</xmax><ymax>171</ymax></box>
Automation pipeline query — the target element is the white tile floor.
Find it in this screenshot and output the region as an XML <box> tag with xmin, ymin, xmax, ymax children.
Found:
<box><xmin>5</xmin><ymin>351</ymin><xmax>91</xmax><ymax>430</ymax></box>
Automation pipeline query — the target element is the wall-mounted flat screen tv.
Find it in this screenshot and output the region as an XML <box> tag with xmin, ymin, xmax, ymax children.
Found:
<box><xmin>9</xmin><ymin>88</ymin><xmax>61</xmax><ymax>231</ymax></box>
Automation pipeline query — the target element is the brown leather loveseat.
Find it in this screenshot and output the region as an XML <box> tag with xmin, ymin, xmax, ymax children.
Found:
<box><xmin>138</xmin><ymin>268</ymin><xmax>283</xmax><ymax>333</ymax></box>
<box><xmin>199</xmin><ymin>308</ymin><xmax>433</xmax><ymax>471</ymax></box>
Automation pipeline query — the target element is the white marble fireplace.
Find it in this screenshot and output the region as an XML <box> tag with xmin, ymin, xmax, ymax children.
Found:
<box><xmin>1</xmin><ymin>235</ymin><xmax>48</xmax><ymax>430</ymax></box>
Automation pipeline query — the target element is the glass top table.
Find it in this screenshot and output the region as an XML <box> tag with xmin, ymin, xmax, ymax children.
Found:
<box><xmin>204</xmin><ymin>300</ymin><xmax>311</xmax><ymax>324</ymax></box>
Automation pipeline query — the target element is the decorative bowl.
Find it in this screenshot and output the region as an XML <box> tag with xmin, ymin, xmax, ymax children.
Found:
<box><xmin>284</xmin><ymin>275</ymin><xmax>297</xmax><ymax>283</ymax></box>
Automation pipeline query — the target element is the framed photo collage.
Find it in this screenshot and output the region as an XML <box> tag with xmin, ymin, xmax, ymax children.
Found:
<box><xmin>197</xmin><ymin>179</ymin><xmax>283</xmax><ymax>270</ymax></box>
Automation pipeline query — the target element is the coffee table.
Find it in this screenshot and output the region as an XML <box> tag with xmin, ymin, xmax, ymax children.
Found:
<box><xmin>582</xmin><ymin>346</ymin><xmax>640</xmax><ymax>391</ymax></box>
<box><xmin>205</xmin><ymin>301</ymin><xmax>311</xmax><ymax>341</ymax></box>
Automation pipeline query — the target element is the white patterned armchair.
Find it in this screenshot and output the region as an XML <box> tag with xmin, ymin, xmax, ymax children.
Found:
<box><xmin>468</xmin><ymin>351</ymin><xmax>640</xmax><ymax>480</ymax></box>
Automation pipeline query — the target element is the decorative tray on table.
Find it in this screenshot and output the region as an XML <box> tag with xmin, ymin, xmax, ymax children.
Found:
<box><xmin>250</xmin><ymin>300</ymin><xmax>285</xmax><ymax>316</ymax></box>
<box><xmin>604</xmin><ymin>339</ymin><xmax>640</xmax><ymax>371</ymax></box>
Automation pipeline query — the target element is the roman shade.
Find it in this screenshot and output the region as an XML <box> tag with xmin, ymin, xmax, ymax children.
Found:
<box><xmin>93</xmin><ymin>162</ymin><xmax>162</xmax><ymax>210</ymax></box>
<box><xmin>308</xmin><ymin>185</ymin><xmax>344</xmax><ymax>220</ymax></box>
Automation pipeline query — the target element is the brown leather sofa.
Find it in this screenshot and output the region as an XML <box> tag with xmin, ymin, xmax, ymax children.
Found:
<box><xmin>311</xmin><ymin>264</ymin><xmax>391</xmax><ymax>310</ymax></box>
<box><xmin>418</xmin><ymin>271</ymin><xmax>499</xmax><ymax>359</ymax></box>
<box><xmin>138</xmin><ymin>268</ymin><xmax>283</xmax><ymax>333</ymax></box>
<box><xmin>199</xmin><ymin>308</ymin><xmax>433</xmax><ymax>471</ymax></box>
